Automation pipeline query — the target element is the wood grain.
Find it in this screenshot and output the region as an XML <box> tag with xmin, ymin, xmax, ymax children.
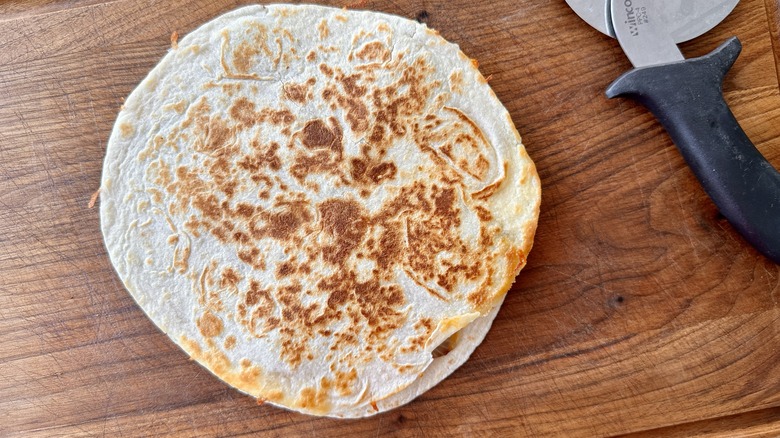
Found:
<box><xmin>1</xmin><ymin>0</ymin><xmax>778</xmax><ymax>436</ymax></box>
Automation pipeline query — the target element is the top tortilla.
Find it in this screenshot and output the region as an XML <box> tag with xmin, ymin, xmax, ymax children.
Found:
<box><xmin>100</xmin><ymin>4</ymin><xmax>540</xmax><ymax>417</ymax></box>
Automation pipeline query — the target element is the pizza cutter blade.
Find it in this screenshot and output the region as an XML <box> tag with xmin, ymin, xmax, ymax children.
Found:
<box><xmin>565</xmin><ymin>0</ymin><xmax>780</xmax><ymax>263</ymax></box>
<box><xmin>565</xmin><ymin>0</ymin><xmax>737</xmax><ymax>44</ymax></box>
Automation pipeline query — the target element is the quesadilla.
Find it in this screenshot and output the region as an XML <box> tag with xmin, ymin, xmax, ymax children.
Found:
<box><xmin>100</xmin><ymin>4</ymin><xmax>540</xmax><ymax>417</ymax></box>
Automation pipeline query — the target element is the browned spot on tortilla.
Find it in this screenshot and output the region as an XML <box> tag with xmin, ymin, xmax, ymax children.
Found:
<box><xmin>401</xmin><ymin>318</ymin><xmax>434</xmax><ymax>354</ymax></box>
<box><xmin>173</xmin><ymin>242</ymin><xmax>190</xmax><ymax>274</ymax></box>
<box><xmin>119</xmin><ymin>122</ymin><xmax>134</xmax><ymax>138</ymax></box>
<box><xmin>333</xmin><ymin>368</ymin><xmax>358</xmax><ymax>396</ymax></box>
<box><xmin>245</xmin><ymin>280</ymin><xmax>272</xmax><ymax>307</ymax></box>
<box><xmin>276</xmin><ymin>260</ymin><xmax>297</xmax><ymax>278</ymax></box>
<box><xmin>318</xmin><ymin>198</ymin><xmax>368</xmax><ymax>266</ymax></box>
<box><xmin>449</xmin><ymin>69</ymin><xmax>463</xmax><ymax>93</ymax></box>
<box><xmin>238</xmin><ymin>247</ymin><xmax>264</xmax><ymax>270</ymax></box>
<box><xmin>302</xmin><ymin>118</ymin><xmax>342</xmax><ymax>153</ymax></box>
<box><xmin>356</xmin><ymin>41</ymin><xmax>390</xmax><ymax>63</ymax></box>
<box><xmin>229</xmin><ymin>97</ymin><xmax>257</xmax><ymax>126</ymax></box>
<box><xmin>339</xmin><ymin>73</ymin><xmax>366</xmax><ymax>98</ymax></box>
<box><xmin>163</xmin><ymin>100</ymin><xmax>187</xmax><ymax>114</ymax></box>
<box><xmin>337</xmin><ymin>95</ymin><xmax>369</xmax><ymax>132</ymax></box>
<box><xmin>319</xmin><ymin>63</ymin><xmax>334</xmax><ymax>76</ymax></box>
<box><xmin>233</xmin><ymin>41</ymin><xmax>260</xmax><ymax>74</ymax></box>
<box><xmin>170</xmin><ymin>30</ymin><xmax>179</xmax><ymax>49</ymax></box>
<box><xmin>197</xmin><ymin>311</ymin><xmax>223</xmax><ymax>338</ymax></box>
<box><xmin>298</xmin><ymin>386</ymin><xmax>328</xmax><ymax>411</ymax></box>
<box><xmin>238</xmin><ymin>141</ymin><xmax>281</xmax><ymax>174</ymax></box>
<box><xmin>224</xmin><ymin>335</ymin><xmax>236</xmax><ymax>350</ymax></box>
<box><xmin>220</xmin><ymin>267</ymin><xmax>242</xmax><ymax>289</ymax></box>
<box><xmin>350</xmin><ymin>158</ymin><xmax>397</xmax><ymax>185</ymax></box>
<box><xmin>233</xmin><ymin>24</ymin><xmax>273</xmax><ymax>74</ymax></box>
<box><xmin>264</xmin><ymin>108</ymin><xmax>295</xmax><ymax>126</ymax></box>
<box><xmin>254</xmin><ymin>200</ymin><xmax>313</xmax><ymax>241</ymax></box>
<box><xmin>317</xmin><ymin>19</ymin><xmax>329</xmax><ymax>40</ymax></box>
<box><xmin>283</xmin><ymin>78</ymin><xmax>316</xmax><ymax>103</ymax></box>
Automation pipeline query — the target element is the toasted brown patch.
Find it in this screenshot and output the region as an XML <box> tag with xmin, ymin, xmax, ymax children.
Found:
<box><xmin>302</xmin><ymin>118</ymin><xmax>342</xmax><ymax>153</ymax></box>
<box><xmin>317</xmin><ymin>19</ymin><xmax>329</xmax><ymax>40</ymax></box>
<box><xmin>449</xmin><ymin>69</ymin><xmax>463</xmax><ymax>93</ymax></box>
<box><xmin>283</xmin><ymin>78</ymin><xmax>316</xmax><ymax>103</ymax></box>
<box><xmin>197</xmin><ymin>311</ymin><xmax>223</xmax><ymax>338</ymax></box>
<box><xmin>119</xmin><ymin>122</ymin><xmax>134</xmax><ymax>138</ymax></box>
<box><xmin>355</xmin><ymin>41</ymin><xmax>390</xmax><ymax>63</ymax></box>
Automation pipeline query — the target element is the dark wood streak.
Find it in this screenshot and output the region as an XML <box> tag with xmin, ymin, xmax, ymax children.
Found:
<box><xmin>0</xmin><ymin>0</ymin><xmax>779</xmax><ymax>436</ymax></box>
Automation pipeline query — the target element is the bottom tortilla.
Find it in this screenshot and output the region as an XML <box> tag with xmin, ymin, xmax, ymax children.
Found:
<box><xmin>267</xmin><ymin>296</ymin><xmax>506</xmax><ymax>418</ymax></box>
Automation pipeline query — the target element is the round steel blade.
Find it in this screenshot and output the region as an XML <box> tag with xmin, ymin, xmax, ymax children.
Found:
<box><xmin>565</xmin><ymin>0</ymin><xmax>739</xmax><ymax>43</ymax></box>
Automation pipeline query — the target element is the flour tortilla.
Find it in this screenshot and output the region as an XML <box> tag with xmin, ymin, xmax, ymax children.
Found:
<box><xmin>100</xmin><ymin>4</ymin><xmax>540</xmax><ymax>417</ymax></box>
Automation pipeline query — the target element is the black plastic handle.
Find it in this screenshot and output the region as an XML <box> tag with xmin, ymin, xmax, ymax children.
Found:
<box><xmin>606</xmin><ymin>37</ymin><xmax>780</xmax><ymax>264</ymax></box>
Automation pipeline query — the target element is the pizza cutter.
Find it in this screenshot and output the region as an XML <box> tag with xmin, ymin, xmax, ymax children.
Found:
<box><xmin>566</xmin><ymin>0</ymin><xmax>780</xmax><ymax>263</ymax></box>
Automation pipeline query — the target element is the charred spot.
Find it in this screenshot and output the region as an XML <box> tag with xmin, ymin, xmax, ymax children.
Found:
<box><xmin>267</xmin><ymin>109</ymin><xmax>295</xmax><ymax>125</ymax></box>
<box><xmin>233</xmin><ymin>231</ymin><xmax>250</xmax><ymax>244</ymax></box>
<box><xmin>367</xmin><ymin>162</ymin><xmax>397</xmax><ymax>184</ymax></box>
<box><xmin>475</xmin><ymin>205</ymin><xmax>493</xmax><ymax>221</ymax></box>
<box><xmin>235</xmin><ymin>203</ymin><xmax>255</xmax><ymax>218</ymax></box>
<box><xmin>220</xmin><ymin>267</ymin><xmax>242</xmax><ymax>289</ymax></box>
<box><xmin>335</xmin><ymin>95</ymin><xmax>369</xmax><ymax>133</ymax></box>
<box><xmin>197</xmin><ymin>311</ymin><xmax>223</xmax><ymax>338</ymax></box>
<box><xmin>339</xmin><ymin>73</ymin><xmax>367</xmax><ymax>98</ymax></box>
<box><xmin>229</xmin><ymin>97</ymin><xmax>258</xmax><ymax>126</ymax></box>
<box><xmin>349</xmin><ymin>158</ymin><xmax>367</xmax><ymax>182</ymax></box>
<box><xmin>415</xmin><ymin>10</ymin><xmax>430</xmax><ymax>23</ymax></box>
<box><xmin>301</xmin><ymin>118</ymin><xmax>342</xmax><ymax>153</ymax></box>
<box><xmin>374</xmin><ymin>222</ymin><xmax>403</xmax><ymax>270</ymax></box>
<box><xmin>238</xmin><ymin>142</ymin><xmax>282</xmax><ymax>175</ymax></box>
<box><xmin>319</xmin><ymin>63</ymin><xmax>334</xmax><ymax>76</ymax></box>
<box><xmin>203</xmin><ymin>117</ymin><xmax>232</xmax><ymax>152</ymax></box>
<box><xmin>291</xmin><ymin>149</ymin><xmax>341</xmax><ymax>182</ymax></box>
<box><xmin>434</xmin><ymin>188</ymin><xmax>460</xmax><ymax>226</ymax></box>
<box><xmin>283</xmin><ymin>78</ymin><xmax>316</xmax><ymax>103</ymax></box>
<box><xmin>350</xmin><ymin>158</ymin><xmax>396</xmax><ymax>185</ymax></box>
<box><xmin>250</xmin><ymin>200</ymin><xmax>313</xmax><ymax>242</ymax></box>
<box><xmin>233</xmin><ymin>40</ymin><xmax>261</xmax><ymax>74</ymax></box>
<box><xmin>355</xmin><ymin>41</ymin><xmax>390</xmax><ymax>62</ymax></box>
<box><xmin>369</xmin><ymin>125</ymin><xmax>385</xmax><ymax>144</ymax></box>
<box><xmin>276</xmin><ymin>260</ymin><xmax>297</xmax><ymax>278</ymax></box>
<box><xmin>245</xmin><ymin>280</ymin><xmax>271</xmax><ymax>307</ymax></box>
<box><xmin>318</xmin><ymin>198</ymin><xmax>369</xmax><ymax>265</ymax></box>
<box><xmin>238</xmin><ymin>247</ymin><xmax>263</xmax><ymax>269</ymax></box>
<box><xmin>193</xmin><ymin>194</ymin><xmax>222</xmax><ymax>221</ymax></box>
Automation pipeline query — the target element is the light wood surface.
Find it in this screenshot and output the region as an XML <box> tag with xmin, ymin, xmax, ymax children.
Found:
<box><xmin>1</xmin><ymin>0</ymin><xmax>779</xmax><ymax>436</ymax></box>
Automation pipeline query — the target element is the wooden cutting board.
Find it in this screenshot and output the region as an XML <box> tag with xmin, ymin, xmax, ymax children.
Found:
<box><xmin>2</xmin><ymin>0</ymin><xmax>779</xmax><ymax>436</ymax></box>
